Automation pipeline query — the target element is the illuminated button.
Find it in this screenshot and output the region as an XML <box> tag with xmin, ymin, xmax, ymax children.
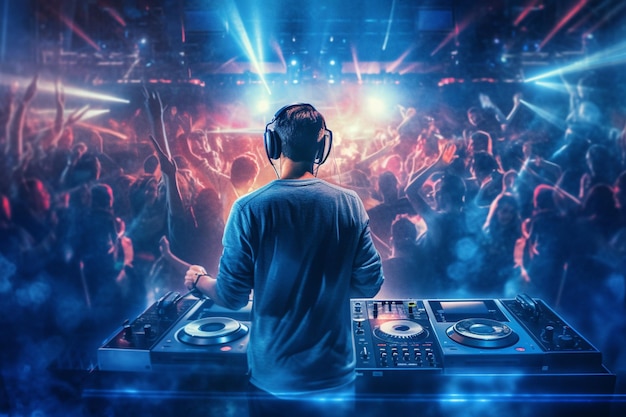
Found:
<box><xmin>220</xmin><ymin>346</ymin><xmax>232</xmax><ymax>352</ymax></box>
<box><xmin>515</xmin><ymin>347</ymin><xmax>526</xmax><ymax>352</ymax></box>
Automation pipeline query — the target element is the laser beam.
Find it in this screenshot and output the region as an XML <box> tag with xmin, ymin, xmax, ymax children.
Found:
<box><xmin>539</xmin><ymin>0</ymin><xmax>588</xmax><ymax>50</ymax></box>
<box><xmin>524</xmin><ymin>40</ymin><xmax>626</xmax><ymax>82</ymax></box>
<box><xmin>520</xmin><ymin>99</ymin><xmax>566</xmax><ymax>131</ymax></box>
<box><xmin>223</xmin><ymin>0</ymin><xmax>272</xmax><ymax>95</ymax></box>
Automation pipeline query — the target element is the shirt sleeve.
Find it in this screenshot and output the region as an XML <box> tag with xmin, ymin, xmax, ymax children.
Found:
<box><xmin>215</xmin><ymin>201</ymin><xmax>254</xmax><ymax>310</ymax></box>
<box><xmin>350</xmin><ymin>204</ymin><xmax>384</xmax><ymax>298</ymax></box>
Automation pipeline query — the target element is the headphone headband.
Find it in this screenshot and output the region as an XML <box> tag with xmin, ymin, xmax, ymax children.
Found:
<box><xmin>264</xmin><ymin>103</ymin><xmax>332</xmax><ymax>166</ymax></box>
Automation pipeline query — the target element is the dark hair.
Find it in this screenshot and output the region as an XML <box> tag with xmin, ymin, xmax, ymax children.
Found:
<box><xmin>472</xmin><ymin>151</ymin><xmax>498</xmax><ymax>176</ymax></box>
<box><xmin>144</xmin><ymin>155</ymin><xmax>159</xmax><ymax>174</ymax></box>
<box><xmin>483</xmin><ymin>192</ymin><xmax>521</xmax><ymax>235</ymax></box>
<box><xmin>435</xmin><ymin>174</ymin><xmax>466</xmax><ymax>207</ymax></box>
<box><xmin>275</xmin><ymin>104</ymin><xmax>325</xmax><ymax>162</ymax></box>
<box><xmin>582</xmin><ymin>183</ymin><xmax>617</xmax><ymax>218</ymax></box>
<box><xmin>533</xmin><ymin>184</ymin><xmax>555</xmax><ymax>211</ymax></box>
<box><xmin>391</xmin><ymin>217</ymin><xmax>417</xmax><ymax>251</ymax></box>
<box><xmin>230</xmin><ymin>154</ymin><xmax>259</xmax><ymax>187</ymax></box>
<box><xmin>378</xmin><ymin>171</ymin><xmax>398</xmax><ymax>190</ymax></box>
<box><xmin>469</xmin><ymin>131</ymin><xmax>492</xmax><ymax>154</ymax></box>
<box><xmin>91</xmin><ymin>183</ymin><xmax>113</xmax><ymax>209</ymax></box>
<box><xmin>194</xmin><ymin>187</ymin><xmax>223</xmax><ymax>217</ymax></box>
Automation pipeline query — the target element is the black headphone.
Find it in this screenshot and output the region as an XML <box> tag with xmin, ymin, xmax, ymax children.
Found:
<box><xmin>264</xmin><ymin>103</ymin><xmax>333</xmax><ymax>166</ymax></box>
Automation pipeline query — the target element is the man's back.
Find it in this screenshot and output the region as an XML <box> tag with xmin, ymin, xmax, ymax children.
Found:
<box><xmin>216</xmin><ymin>178</ymin><xmax>383</xmax><ymax>395</ymax></box>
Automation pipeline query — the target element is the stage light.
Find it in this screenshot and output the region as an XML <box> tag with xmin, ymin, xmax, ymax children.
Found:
<box><xmin>50</xmin><ymin>8</ymin><xmax>100</xmax><ymax>51</ymax></box>
<box><xmin>80</xmin><ymin>109</ymin><xmax>111</xmax><ymax>121</ymax></box>
<box><xmin>222</xmin><ymin>1</ymin><xmax>272</xmax><ymax>95</ymax></box>
<box><xmin>351</xmin><ymin>45</ymin><xmax>362</xmax><ymax>84</ymax></box>
<box><xmin>519</xmin><ymin>99</ymin><xmax>566</xmax><ymax>131</ymax></box>
<box><xmin>256</xmin><ymin>99</ymin><xmax>270</xmax><ymax>114</ymax></box>
<box><xmin>514</xmin><ymin>0</ymin><xmax>542</xmax><ymax>27</ymax></box>
<box><xmin>539</xmin><ymin>0</ymin><xmax>588</xmax><ymax>50</ymax></box>
<box><xmin>533</xmin><ymin>81</ymin><xmax>569</xmax><ymax>94</ymax></box>
<box><xmin>381</xmin><ymin>0</ymin><xmax>397</xmax><ymax>51</ymax></box>
<box><xmin>0</xmin><ymin>75</ymin><xmax>130</xmax><ymax>104</ymax></box>
<box><xmin>287</xmin><ymin>54</ymin><xmax>302</xmax><ymax>84</ymax></box>
<box><xmin>31</xmin><ymin>108</ymin><xmax>110</xmax><ymax>121</ymax></box>
<box><xmin>366</xmin><ymin>97</ymin><xmax>386</xmax><ymax>116</ymax></box>
<box><xmin>57</xmin><ymin>85</ymin><xmax>129</xmax><ymax>104</ymax></box>
<box><xmin>524</xmin><ymin>39</ymin><xmax>626</xmax><ymax>83</ymax></box>
<box><xmin>326</xmin><ymin>56</ymin><xmax>341</xmax><ymax>84</ymax></box>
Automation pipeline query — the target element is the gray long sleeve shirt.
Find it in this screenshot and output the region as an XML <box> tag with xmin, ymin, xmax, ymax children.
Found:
<box><xmin>215</xmin><ymin>178</ymin><xmax>384</xmax><ymax>395</ymax></box>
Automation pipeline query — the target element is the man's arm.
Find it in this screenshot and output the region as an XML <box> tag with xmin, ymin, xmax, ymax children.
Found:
<box><xmin>184</xmin><ymin>264</ymin><xmax>222</xmax><ymax>302</ymax></box>
<box><xmin>183</xmin><ymin>201</ymin><xmax>253</xmax><ymax>309</ymax></box>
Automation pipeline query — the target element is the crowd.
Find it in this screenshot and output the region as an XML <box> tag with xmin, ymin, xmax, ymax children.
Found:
<box><xmin>1</xmin><ymin>70</ymin><xmax>626</xmax><ymax>386</ymax></box>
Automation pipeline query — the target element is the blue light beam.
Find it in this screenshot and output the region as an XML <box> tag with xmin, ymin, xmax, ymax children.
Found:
<box><xmin>520</xmin><ymin>99</ymin><xmax>567</xmax><ymax>131</ymax></box>
<box><xmin>524</xmin><ymin>40</ymin><xmax>626</xmax><ymax>83</ymax></box>
<box><xmin>223</xmin><ymin>1</ymin><xmax>272</xmax><ymax>95</ymax></box>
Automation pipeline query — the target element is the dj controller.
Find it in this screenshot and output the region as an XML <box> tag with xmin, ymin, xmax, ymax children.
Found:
<box><xmin>98</xmin><ymin>291</ymin><xmax>251</xmax><ymax>373</ymax></box>
<box><xmin>352</xmin><ymin>295</ymin><xmax>605</xmax><ymax>374</ymax></box>
<box><xmin>96</xmin><ymin>293</ymin><xmax>616</xmax><ymax>398</ymax></box>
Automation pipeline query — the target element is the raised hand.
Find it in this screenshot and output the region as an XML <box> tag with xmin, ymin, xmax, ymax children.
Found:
<box><xmin>23</xmin><ymin>74</ymin><xmax>38</xmax><ymax>103</ymax></box>
<box><xmin>479</xmin><ymin>93</ymin><xmax>494</xmax><ymax>109</ymax></box>
<box><xmin>438</xmin><ymin>142</ymin><xmax>458</xmax><ymax>167</ymax></box>
<box><xmin>143</xmin><ymin>87</ymin><xmax>171</xmax><ymax>158</ymax></box>
<box><xmin>148</xmin><ymin>134</ymin><xmax>177</xmax><ymax>178</ymax></box>
<box><xmin>142</xmin><ymin>86</ymin><xmax>165</xmax><ymax>120</ymax></box>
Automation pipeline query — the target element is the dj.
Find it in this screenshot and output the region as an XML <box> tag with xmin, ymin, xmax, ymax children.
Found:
<box><xmin>184</xmin><ymin>103</ymin><xmax>384</xmax><ymax>416</ymax></box>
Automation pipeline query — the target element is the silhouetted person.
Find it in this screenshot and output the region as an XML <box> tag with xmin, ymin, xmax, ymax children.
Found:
<box><xmin>522</xmin><ymin>185</ymin><xmax>570</xmax><ymax>306</ymax></box>
<box><xmin>367</xmin><ymin>170</ymin><xmax>415</xmax><ymax>254</ymax></box>
<box><xmin>377</xmin><ymin>217</ymin><xmax>433</xmax><ymax>298</ymax></box>
<box><xmin>405</xmin><ymin>143</ymin><xmax>477</xmax><ymax>296</ymax></box>
<box><xmin>474</xmin><ymin>193</ymin><xmax>522</xmax><ymax>296</ymax></box>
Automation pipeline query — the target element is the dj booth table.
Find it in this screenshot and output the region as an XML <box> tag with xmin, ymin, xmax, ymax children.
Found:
<box><xmin>83</xmin><ymin>294</ymin><xmax>621</xmax><ymax>417</ymax></box>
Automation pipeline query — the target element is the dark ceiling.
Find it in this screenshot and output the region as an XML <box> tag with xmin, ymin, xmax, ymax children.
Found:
<box><xmin>4</xmin><ymin>0</ymin><xmax>625</xmax><ymax>83</ymax></box>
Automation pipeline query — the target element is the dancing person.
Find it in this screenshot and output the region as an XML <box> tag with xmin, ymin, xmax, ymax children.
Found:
<box><xmin>404</xmin><ymin>142</ymin><xmax>476</xmax><ymax>295</ymax></box>
<box><xmin>183</xmin><ymin>103</ymin><xmax>384</xmax><ymax>417</ymax></box>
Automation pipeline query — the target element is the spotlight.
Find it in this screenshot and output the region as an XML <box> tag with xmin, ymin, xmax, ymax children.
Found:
<box><xmin>287</xmin><ymin>54</ymin><xmax>302</xmax><ymax>84</ymax></box>
<box><xmin>366</xmin><ymin>97</ymin><xmax>386</xmax><ymax>116</ymax></box>
<box><xmin>256</xmin><ymin>99</ymin><xmax>270</xmax><ymax>114</ymax></box>
<box><xmin>326</xmin><ymin>56</ymin><xmax>341</xmax><ymax>84</ymax></box>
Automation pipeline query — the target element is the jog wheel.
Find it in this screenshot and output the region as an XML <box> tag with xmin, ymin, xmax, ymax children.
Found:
<box><xmin>374</xmin><ymin>320</ymin><xmax>427</xmax><ymax>343</ymax></box>
<box><xmin>446</xmin><ymin>318</ymin><xmax>519</xmax><ymax>348</ymax></box>
<box><xmin>176</xmin><ymin>317</ymin><xmax>249</xmax><ymax>346</ymax></box>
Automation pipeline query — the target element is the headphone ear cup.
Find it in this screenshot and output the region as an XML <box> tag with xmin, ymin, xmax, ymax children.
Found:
<box><xmin>264</xmin><ymin>129</ymin><xmax>281</xmax><ymax>160</ymax></box>
<box><xmin>314</xmin><ymin>136</ymin><xmax>326</xmax><ymax>165</ymax></box>
<box><xmin>314</xmin><ymin>130</ymin><xmax>332</xmax><ymax>165</ymax></box>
